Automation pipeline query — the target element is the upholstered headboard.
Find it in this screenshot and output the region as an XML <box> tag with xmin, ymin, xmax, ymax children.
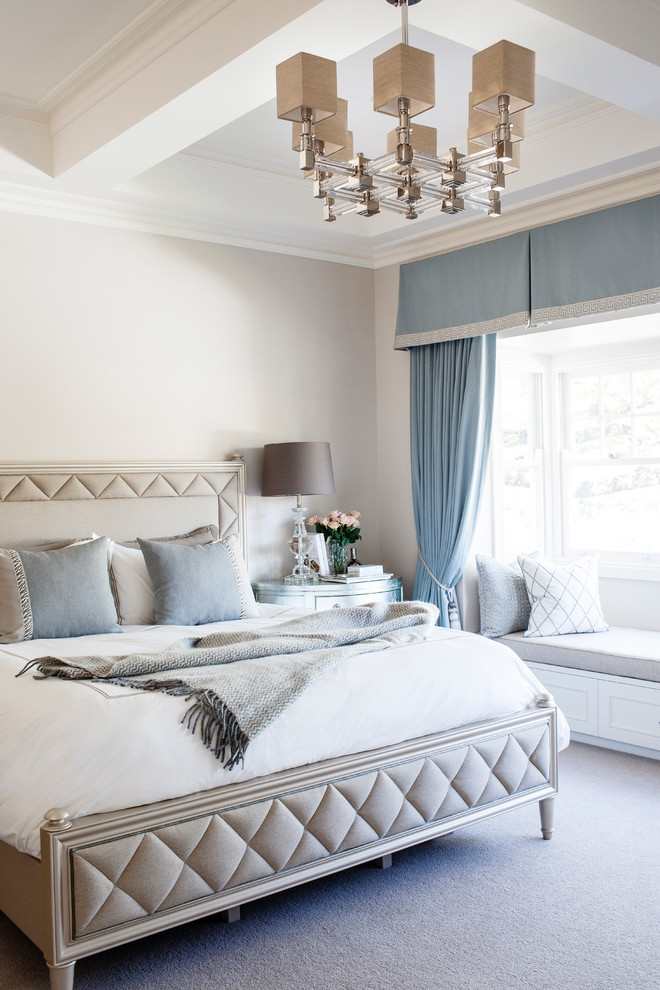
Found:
<box><xmin>0</xmin><ymin>461</ymin><xmax>247</xmax><ymax>556</ymax></box>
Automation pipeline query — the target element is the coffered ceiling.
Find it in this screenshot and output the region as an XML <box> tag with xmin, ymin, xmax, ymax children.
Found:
<box><xmin>1</xmin><ymin>0</ymin><xmax>659</xmax><ymax>266</ymax></box>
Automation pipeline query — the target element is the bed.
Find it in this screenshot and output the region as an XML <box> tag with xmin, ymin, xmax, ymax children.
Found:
<box><xmin>0</xmin><ymin>462</ymin><xmax>569</xmax><ymax>990</ymax></box>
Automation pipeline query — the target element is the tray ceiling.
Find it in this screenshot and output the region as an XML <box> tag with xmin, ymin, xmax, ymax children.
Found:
<box><xmin>0</xmin><ymin>0</ymin><xmax>658</xmax><ymax>267</ymax></box>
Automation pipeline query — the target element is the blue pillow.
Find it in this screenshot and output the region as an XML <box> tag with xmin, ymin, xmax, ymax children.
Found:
<box><xmin>138</xmin><ymin>537</ymin><xmax>258</xmax><ymax>625</ymax></box>
<box><xmin>475</xmin><ymin>554</ymin><xmax>531</xmax><ymax>638</ymax></box>
<box><xmin>16</xmin><ymin>538</ymin><xmax>120</xmax><ymax>639</ymax></box>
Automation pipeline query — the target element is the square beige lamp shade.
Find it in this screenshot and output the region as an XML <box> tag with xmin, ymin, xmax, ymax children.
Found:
<box><xmin>261</xmin><ymin>442</ymin><xmax>336</xmax><ymax>499</ymax></box>
<box><xmin>387</xmin><ymin>122</ymin><xmax>437</xmax><ymax>156</ymax></box>
<box><xmin>373</xmin><ymin>44</ymin><xmax>435</xmax><ymax>117</ymax></box>
<box><xmin>468</xmin><ymin>100</ymin><xmax>526</xmax><ymax>147</ymax></box>
<box><xmin>327</xmin><ymin>130</ymin><xmax>354</xmax><ymax>162</ymax></box>
<box><xmin>276</xmin><ymin>52</ymin><xmax>337</xmax><ymax>123</ymax></box>
<box><xmin>471</xmin><ymin>40</ymin><xmax>535</xmax><ymax>115</ymax></box>
<box><xmin>292</xmin><ymin>98</ymin><xmax>349</xmax><ymax>156</ymax></box>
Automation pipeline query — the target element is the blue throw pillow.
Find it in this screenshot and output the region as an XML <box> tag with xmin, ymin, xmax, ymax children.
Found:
<box><xmin>16</xmin><ymin>538</ymin><xmax>120</xmax><ymax>639</ymax></box>
<box><xmin>475</xmin><ymin>554</ymin><xmax>531</xmax><ymax>638</ymax></box>
<box><xmin>138</xmin><ymin>536</ymin><xmax>258</xmax><ymax>625</ymax></box>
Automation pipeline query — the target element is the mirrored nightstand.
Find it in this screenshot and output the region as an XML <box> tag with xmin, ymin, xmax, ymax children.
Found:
<box><xmin>252</xmin><ymin>576</ymin><xmax>403</xmax><ymax>611</ymax></box>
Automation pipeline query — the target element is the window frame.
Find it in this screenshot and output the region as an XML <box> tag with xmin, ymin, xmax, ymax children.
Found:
<box><xmin>492</xmin><ymin>336</ymin><xmax>660</xmax><ymax>582</ymax></box>
<box><xmin>556</xmin><ymin>347</ymin><xmax>660</xmax><ymax>576</ymax></box>
<box><xmin>491</xmin><ymin>354</ymin><xmax>547</xmax><ymax>562</ymax></box>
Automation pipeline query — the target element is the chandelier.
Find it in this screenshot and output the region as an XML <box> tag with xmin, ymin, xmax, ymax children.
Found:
<box><xmin>276</xmin><ymin>0</ymin><xmax>535</xmax><ymax>222</ymax></box>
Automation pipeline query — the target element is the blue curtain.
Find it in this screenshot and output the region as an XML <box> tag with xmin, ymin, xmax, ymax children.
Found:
<box><xmin>410</xmin><ymin>334</ymin><xmax>497</xmax><ymax>626</ymax></box>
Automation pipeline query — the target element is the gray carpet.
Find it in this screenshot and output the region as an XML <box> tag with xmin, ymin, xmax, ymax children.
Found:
<box><xmin>2</xmin><ymin>742</ymin><xmax>659</xmax><ymax>990</ymax></box>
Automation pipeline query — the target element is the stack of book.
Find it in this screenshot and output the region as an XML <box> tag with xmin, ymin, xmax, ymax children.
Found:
<box><xmin>347</xmin><ymin>564</ymin><xmax>384</xmax><ymax>577</ymax></box>
<box><xmin>320</xmin><ymin>564</ymin><xmax>393</xmax><ymax>584</ymax></box>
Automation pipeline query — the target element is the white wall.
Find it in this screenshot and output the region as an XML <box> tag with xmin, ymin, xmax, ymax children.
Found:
<box><xmin>0</xmin><ymin>212</ymin><xmax>377</xmax><ymax>580</ymax></box>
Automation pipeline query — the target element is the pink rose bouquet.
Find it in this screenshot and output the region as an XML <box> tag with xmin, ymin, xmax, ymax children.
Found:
<box><xmin>307</xmin><ymin>510</ymin><xmax>361</xmax><ymax>546</ymax></box>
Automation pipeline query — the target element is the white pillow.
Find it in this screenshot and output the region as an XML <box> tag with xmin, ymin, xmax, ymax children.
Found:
<box><xmin>518</xmin><ymin>552</ymin><xmax>609</xmax><ymax>637</ymax></box>
<box><xmin>109</xmin><ymin>534</ymin><xmax>258</xmax><ymax>625</ymax></box>
<box><xmin>109</xmin><ymin>542</ymin><xmax>156</xmax><ymax>625</ymax></box>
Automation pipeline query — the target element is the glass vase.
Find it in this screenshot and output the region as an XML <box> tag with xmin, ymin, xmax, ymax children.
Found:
<box><xmin>327</xmin><ymin>538</ymin><xmax>349</xmax><ymax>576</ymax></box>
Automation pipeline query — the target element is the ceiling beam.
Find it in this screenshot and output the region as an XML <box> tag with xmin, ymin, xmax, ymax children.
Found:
<box><xmin>50</xmin><ymin>0</ymin><xmax>403</xmax><ymax>193</ymax></box>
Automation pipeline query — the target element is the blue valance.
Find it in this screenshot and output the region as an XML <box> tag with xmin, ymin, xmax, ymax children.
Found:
<box><xmin>395</xmin><ymin>195</ymin><xmax>660</xmax><ymax>348</ymax></box>
<box><xmin>395</xmin><ymin>231</ymin><xmax>530</xmax><ymax>348</ymax></box>
<box><xmin>530</xmin><ymin>196</ymin><xmax>660</xmax><ymax>324</ymax></box>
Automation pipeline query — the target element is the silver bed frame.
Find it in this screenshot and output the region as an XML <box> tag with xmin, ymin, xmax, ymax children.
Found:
<box><xmin>0</xmin><ymin>463</ymin><xmax>558</xmax><ymax>990</ymax></box>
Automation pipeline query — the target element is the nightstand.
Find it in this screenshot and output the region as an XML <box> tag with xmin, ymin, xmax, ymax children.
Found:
<box><xmin>252</xmin><ymin>576</ymin><xmax>403</xmax><ymax>611</ymax></box>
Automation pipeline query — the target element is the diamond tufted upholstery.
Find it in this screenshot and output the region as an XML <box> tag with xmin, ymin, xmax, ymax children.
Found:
<box><xmin>0</xmin><ymin>470</ymin><xmax>237</xmax><ymax>503</ymax></box>
<box><xmin>0</xmin><ymin>463</ymin><xmax>245</xmax><ymax>550</ymax></box>
<box><xmin>72</xmin><ymin>723</ymin><xmax>550</xmax><ymax>937</ymax></box>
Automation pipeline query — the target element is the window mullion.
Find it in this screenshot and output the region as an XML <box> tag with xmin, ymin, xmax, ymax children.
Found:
<box><xmin>547</xmin><ymin>367</ymin><xmax>563</xmax><ymax>558</ymax></box>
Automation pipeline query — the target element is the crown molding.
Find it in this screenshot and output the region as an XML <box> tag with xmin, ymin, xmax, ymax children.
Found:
<box><xmin>0</xmin><ymin>2</ymin><xmax>234</xmax><ymax>133</ymax></box>
<box><xmin>526</xmin><ymin>95</ymin><xmax>615</xmax><ymax>139</ymax></box>
<box><xmin>0</xmin><ymin>181</ymin><xmax>373</xmax><ymax>268</ymax></box>
<box><xmin>0</xmin><ymin>96</ymin><xmax>49</xmax><ymax>128</ymax></box>
<box><xmin>43</xmin><ymin>0</ymin><xmax>236</xmax><ymax>125</ymax></box>
<box><xmin>0</xmin><ymin>161</ymin><xmax>656</xmax><ymax>272</ymax></box>
<box><xmin>176</xmin><ymin>148</ymin><xmax>300</xmax><ymax>184</ymax></box>
<box><xmin>39</xmin><ymin>0</ymin><xmax>184</xmax><ymax>112</ymax></box>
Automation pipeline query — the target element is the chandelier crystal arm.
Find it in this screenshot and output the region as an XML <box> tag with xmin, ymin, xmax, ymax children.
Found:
<box><xmin>461</xmin><ymin>146</ymin><xmax>504</xmax><ymax>168</ymax></box>
<box><xmin>362</xmin><ymin>151</ymin><xmax>398</xmax><ymax>170</ymax></box>
<box><xmin>327</xmin><ymin>187</ymin><xmax>365</xmax><ymax>205</ymax></box>
<box><xmin>312</xmin><ymin>156</ymin><xmax>355</xmax><ymax>176</ymax></box>
<box><xmin>378</xmin><ymin>197</ymin><xmax>414</xmax><ymax>215</ymax></box>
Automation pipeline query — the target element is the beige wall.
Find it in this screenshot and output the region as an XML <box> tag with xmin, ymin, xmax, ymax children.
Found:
<box><xmin>0</xmin><ymin>212</ymin><xmax>377</xmax><ymax>580</ymax></box>
<box><xmin>374</xmin><ymin>264</ymin><xmax>416</xmax><ymax>596</ymax></box>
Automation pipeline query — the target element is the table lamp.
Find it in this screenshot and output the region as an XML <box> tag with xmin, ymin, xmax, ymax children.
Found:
<box><xmin>262</xmin><ymin>441</ymin><xmax>335</xmax><ymax>584</ymax></box>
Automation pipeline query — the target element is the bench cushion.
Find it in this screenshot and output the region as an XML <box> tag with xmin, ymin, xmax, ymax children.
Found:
<box><xmin>497</xmin><ymin>627</ymin><xmax>660</xmax><ymax>683</ymax></box>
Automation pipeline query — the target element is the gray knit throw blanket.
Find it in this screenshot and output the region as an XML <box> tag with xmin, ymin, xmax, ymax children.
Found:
<box><xmin>21</xmin><ymin>601</ymin><xmax>439</xmax><ymax>768</ymax></box>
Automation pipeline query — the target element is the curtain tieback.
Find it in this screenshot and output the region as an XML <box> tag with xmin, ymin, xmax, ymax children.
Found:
<box><xmin>417</xmin><ymin>546</ymin><xmax>453</xmax><ymax>594</ymax></box>
<box><xmin>416</xmin><ymin>547</ymin><xmax>461</xmax><ymax>630</ymax></box>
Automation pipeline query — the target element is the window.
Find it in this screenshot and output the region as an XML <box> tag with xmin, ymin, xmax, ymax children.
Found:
<box><xmin>491</xmin><ymin>313</ymin><xmax>660</xmax><ymax>578</ymax></box>
<box><xmin>562</xmin><ymin>366</ymin><xmax>660</xmax><ymax>558</ymax></box>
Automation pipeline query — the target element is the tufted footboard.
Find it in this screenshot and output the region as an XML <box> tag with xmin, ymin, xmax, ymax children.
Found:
<box><xmin>30</xmin><ymin>703</ymin><xmax>558</xmax><ymax>989</ymax></box>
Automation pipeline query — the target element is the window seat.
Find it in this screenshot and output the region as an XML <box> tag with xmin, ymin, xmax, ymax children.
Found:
<box><xmin>496</xmin><ymin>628</ymin><xmax>660</xmax><ymax>758</ymax></box>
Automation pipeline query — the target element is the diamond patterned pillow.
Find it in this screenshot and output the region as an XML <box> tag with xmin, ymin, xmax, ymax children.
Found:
<box><xmin>518</xmin><ymin>552</ymin><xmax>609</xmax><ymax>637</ymax></box>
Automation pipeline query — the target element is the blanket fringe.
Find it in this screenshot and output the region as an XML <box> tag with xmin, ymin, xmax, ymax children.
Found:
<box><xmin>182</xmin><ymin>690</ymin><xmax>250</xmax><ymax>769</ymax></box>
<box><xmin>105</xmin><ymin>676</ymin><xmax>249</xmax><ymax>769</ymax></box>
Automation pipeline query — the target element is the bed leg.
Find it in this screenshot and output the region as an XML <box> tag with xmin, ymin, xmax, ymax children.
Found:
<box><xmin>371</xmin><ymin>853</ymin><xmax>393</xmax><ymax>869</ymax></box>
<box><xmin>47</xmin><ymin>961</ymin><xmax>75</xmax><ymax>990</ymax></box>
<box><xmin>219</xmin><ymin>905</ymin><xmax>241</xmax><ymax>923</ymax></box>
<box><xmin>539</xmin><ymin>796</ymin><xmax>555</xmax><ymax>840</ymax></box>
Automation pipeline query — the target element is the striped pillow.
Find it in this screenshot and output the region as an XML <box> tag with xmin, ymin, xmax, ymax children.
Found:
<box><xmin>0</xmin><ymin>538</ymin><xmax>119</xmax><ymax>642</ymax></box>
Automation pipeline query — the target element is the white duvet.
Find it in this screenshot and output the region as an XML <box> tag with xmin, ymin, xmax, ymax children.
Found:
<box><xmin>0</xmin><ymin>605</ymin><xmax>569</xmax><ymax>857</ymax></box>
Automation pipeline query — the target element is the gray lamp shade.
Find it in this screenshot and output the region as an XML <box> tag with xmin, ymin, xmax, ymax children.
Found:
<box><xmin>262</xmin><ymin>442</ymin><xmax>335</xmax><ymax>497</ymax></box>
